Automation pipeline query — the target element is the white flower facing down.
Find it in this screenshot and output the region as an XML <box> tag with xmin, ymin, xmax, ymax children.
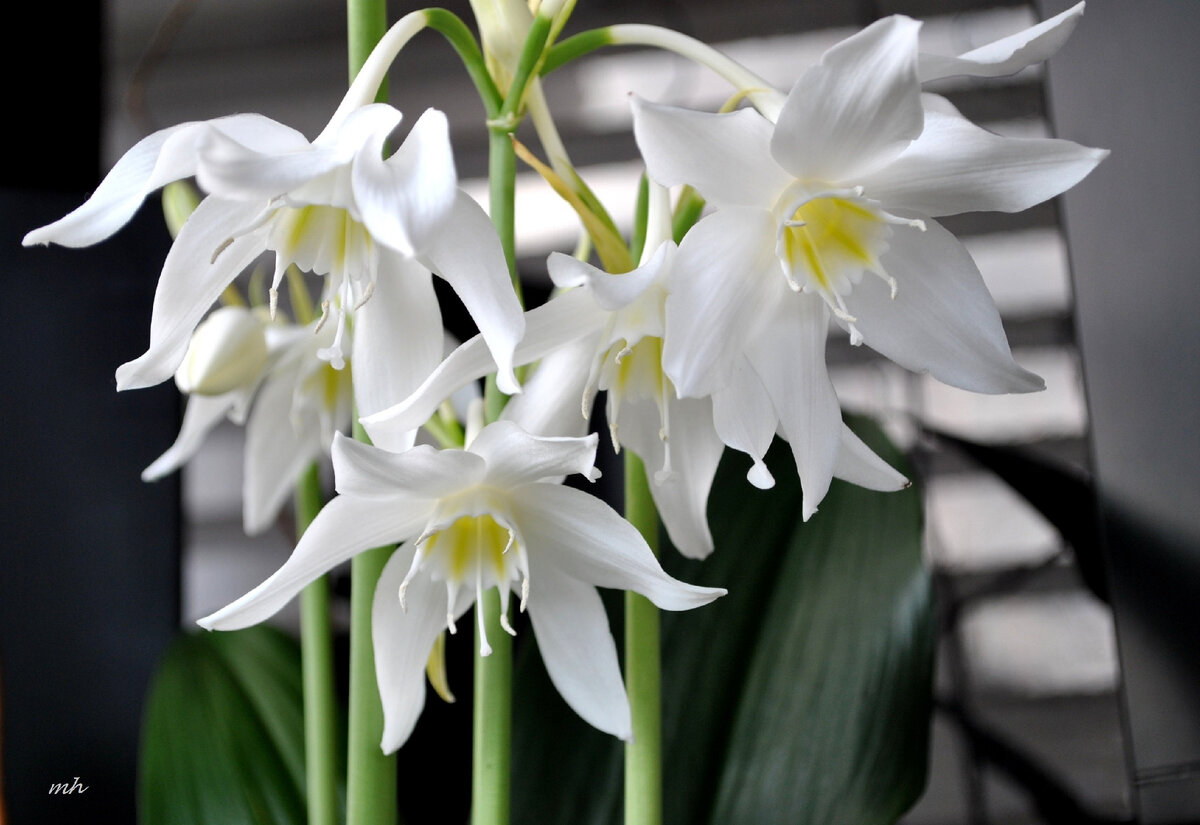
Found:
<box><xmin>631</xmin><ymin>13</ymin><xmax>1106</xmax><ymax>517</ymax></box>
<box><xmin>23</xmin><ymin>103</ymin><xmax>524</xmax><ymax>447</ymax></box>
<box><xmin>198</xmin><ymin>420</ymin><xmax>724</xmax><ymax>750</ymax></box>
<box><xmin>142</xmin><ymin>306</ymin><xmax>352</xmax><ymax>535</ymax></box>
<box><xmin>363</xmin><ymin>231</ymin><xmax>907</xmax><ymax>557</ymax></box>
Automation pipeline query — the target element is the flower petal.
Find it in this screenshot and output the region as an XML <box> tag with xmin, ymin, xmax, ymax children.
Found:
<box><xmin>332</xmin><ymin>433</ymin><xmax>485</xmax><ymax>500</ymax></box>
<box><xmin>114</xmin><ymin>197</ymin><xmax>267</xmax><ymax>391</ymax></box>
<box><xmin>511</xmin><ymin>484</ymin><xmax>725</xmax><ymax>611</ymax></box>
<box><xmin>362</xmin><ymin>285</ymin><xmax>603</xmax><ymax>439</ymax></box>
<box><xmin>664</xmin><ymin>207</ymin><xmax>783</xmax><ymax>397</ymax></box>
<box><xmin>745</xmin><ymin>293</ymin><xmax>841</xmax><ymax>520</ymax></box>
<box><xmin>546</xmin><ymin>244</ymin><xmax>666</xmax><ymax>312</ymax></box>
<box><xmin>771</xmin><ymin>16</ymin><xmax>924</xmax><ymax>182</ymax></box>
<box><xmin>619</xmin><ymin>395</ymin><xmax>723</xmax><ymax>559</ymax></box>
<box><xmin>242</xmin><ymin>368</ymin><xmax>324</xmax><ymax>535</ymax></box>
<box><xmin>859</xmin><ymin>96</ymin><xmax>1107</xmax><ymax>216</ymax></box>
<box><xmin>630</xmin><ymin>97</ymin><xmax>791</xmax><ymax>208</ymax></box>
<box><xmin>918</xmin><ymin>2</ymin><xmax>1085</xmax><ymax>82</ymax></box>
<box><xmin>22</xmin><ymin>114</ymin><xmax>307</xmax><ymax>248</ymax></box>
<box><xmin>142</xmin><ymin>393</ymin><xmax>237</xmax><ymax>481</ymax></box>
<box><xmin>198</xmin><ymin>493</ymin><xmax>432</xmax><ymax>630</ymax></box>
<box><xmin>501</xmin><ymin>332</ymin><xmax>599</xmax><ymax>440</ymax></box>
<box><xmin>710</xmin><ymin>357</ymin><xmax>777</xmax><ymax>489</ymax></box>
<box><xmin>845</xmin><ymin>220</ymin><xmax>1044</xmax><ymax>394</ymax></box>
<box><xmin>471</xmin><ymin>421</ymin><xmax>600</xmax><ymax>486</ymax></box>
<box><xmin>354</xmin><ymin>253</ymin><xmax>444</xmax><ymax>452</ymax></box>
<box><xmin>526</xmin><ymin>563</ymin><xmax>631</xmax><ymax>739</ymax></box>
<box><xmin>354</xmin><ymin>108</ymin><xmax>456</xmax><ymax>258</ymax></box>
<box><xmin>833</xmin><ymin>423</ymin><xmax>908</xmax><ymax>491</ymax></box>
<box><xmin>419</xmin><ymin>191</ymin><xmax>525</xmax><ymax>395</ymax></box>
<box><xmin>373</xmin><ymin>542</ymin><xmax>474</xmax><ymax>753</ymax></box>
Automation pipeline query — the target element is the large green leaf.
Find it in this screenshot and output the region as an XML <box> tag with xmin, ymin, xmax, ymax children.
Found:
<box><xmin>138</xmin><ymin>626</ymin><xmax>315</xmax><ymax>825</ymax></box>
<box><xmin>512</xmin><ymin>416</ymin><xmax>933</xmax><ymax>825</ymax></box>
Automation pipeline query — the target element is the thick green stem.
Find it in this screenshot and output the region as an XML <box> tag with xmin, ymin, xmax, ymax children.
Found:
<box><xmin>470</xmin><ymin>590</ymin><xmax>513</xmax><ymax>825</ymax></box>
<box><xmin>346</xmin><ymin>542</ymin><xmax>397</xmax><ymax>825</ymax></box>
<box><xmin>624</xmin><ymin>453</ymin><xmax>662</xmax><ymax>825</ymax></box>
<box><xmin>345</xmin><ymin>3</ymin><xmax>396</xmax><ymax>823</ymax></box>
<box><xmin>296</xmin><ymin>465</ymin><xmax>338</xmax><ymax>825</ymax></box>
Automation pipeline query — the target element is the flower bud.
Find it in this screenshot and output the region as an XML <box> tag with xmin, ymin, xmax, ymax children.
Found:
<box><xmin>175</xmin><ymin>306</ymin><xmax>269</xmax><ymax>396</ymax></box>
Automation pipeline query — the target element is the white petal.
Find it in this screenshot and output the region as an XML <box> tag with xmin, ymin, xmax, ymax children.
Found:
<box><xmin>242</xmin><ymin>368</ymin><xmax>324</xmax><ymax>535</ymax></box>
<box><xmin>354</xmin><ymin>108</ymin><xmax>456</xmax><ymax>257</ymax></box>
<box><xmin>511</xmin><ymin>484</ymin><xmax>725</xmax><ymax>611</ymax></box>
<box><xmin>419</xmin><ymin>191</ymin><xmax>525</xmax><ymax>395</ymax></box>
<box><xmin>918</xmin><ymin>3</ymin><xmax>1085</xmax><ymax>82</ymax></box>
<box><xmin>332</xmin><ymin>433</ymin><xmax>485</xmax><ymax>499</ymax></box>
<box><xmin>745</xmin><ymin>294</ymin><xmax>841</xmax><ymax>520</ymax></box>
<box><xmin>664</xmin><ymin>208</ymin><xmax>782</xmax><ymax>397</ymax></box>
<box><xmin>198</xmin><ymin>494</ymin><xmax>432</xmax><ymax>630</ymax></box>
<box><xmin>710</xmin><ymin>357</ymin><xmax>777</xmax><ymax>489</ymax></box>
<box><xmin>630</xmin><ymin>97</ymin><xmax>791</xmax><ymax>208</ymax></box>
<box><xmin>362</xmin><ymin>286</ymin><xmax>603</xmax><ymax>438</ymax></box>
<box><xmin>354</xmin><ymin>254</ymin><xmax>444</xmax><ymax>452</ymax></box>
<box><xmin>471</xmin><ymin>421</ymin><xmax>600</xmax><ymax>486</ymax></box>
<box><xmin>771</xmin><ymin>16</ymin><xmax>924</xmax><ymax>182</ymax></box>
<box><xmin>619</xmin><ymin>395</ymin><xmax>723</xmax><ymax>559</ymax></box>
<box><xmin>546</xmin><ymin>245</ymin><xmax>666</xmax><ymax>312</ymax></box>
<box><xmin>859</xmin><ymin>98</ymin><xmax>1107</xmax><ymax>216</ymax></box>
<box><xmin>114</xmin><ymin>198</ymin><xmax>266</xmax><ymax>391</ymax></box>
<box><xmin>844</xmin><ymin>220</ymin><xmax>1043</xmax><ymax>394</ymax></box>
<box><xmin>501</xmin><ymin>332</ymin><xmax>599</xmax><ymax>439</ymax></box>
<box><xmin>22</xmin><ymin>114</ymin><xmax>306</xmax><ymax>249</ymax></box>
<box><xmin>526</xmin><ymin>563</ymin><xmax>631</xmax><ymax>739</ymax></box>
<box><xmin>142</xmin><ymin>393</ymin><xmax>237</xmax><ymax>481</ymax></box>
<box><xmin>833</xmin><ymin>424</ymin><xmax>908</xmax><ymax>491</ymax></box>
<box><xmin>373</xmin><ymin>543</ymin><xmax>473</xmax><ymax>753</ymax></box>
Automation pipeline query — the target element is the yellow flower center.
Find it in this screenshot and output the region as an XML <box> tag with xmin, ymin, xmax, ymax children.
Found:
<box><xmin>401</xmin><ymin>511</ymin><xmax>529</xmax><ymax>656</ymax></box>
<box><xmin>781</xmin><ymin>196</ymin><xmax>887</xmax><ymax>294</ymax></box>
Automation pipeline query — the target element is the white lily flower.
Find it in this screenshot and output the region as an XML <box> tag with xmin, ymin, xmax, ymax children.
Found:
<box><xmin>143</xmin><ymin>306</ymin><xmax>353</xmax><ymax>534</ymax></box>
<box><xmin>22</xmin><ymin>103</ymin><xmax>524</xmax><ymax>430</ymax></box>
<box><xmin>363</xmin><ymin>232</ymin><xmax>906</xmax><ymax>556</ymax></box>
<box><xmin>198</xmin><ymin>420</ymin><xmax>725</xmax><ymax>750</ymax></box>
<box><xmin>631</xmin><ymin>14</ymin><xmax>1105</xmax><ymax>517</ymax></box>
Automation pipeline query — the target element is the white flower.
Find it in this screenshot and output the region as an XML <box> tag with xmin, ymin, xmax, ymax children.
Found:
<box><xmin>630</xmin><ymin>14</ymin><xmax>1105</xmax><ymax>517</ymax></box>
<box><xmin>198</xmin><ymin>420</ymin><xmax>724</xmax><ymax>750</ymax></box>
<box><xmin>142</xmin><ymin>306</ymin><xmax>353</xmax><ymax>534</ymax></box>
<box><xmin>23</xmin><ymin>103</ymin><xmax>524</xmax><ymax>441</ymax></box>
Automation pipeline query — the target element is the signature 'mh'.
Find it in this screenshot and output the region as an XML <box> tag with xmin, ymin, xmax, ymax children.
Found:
<box><xmin>48</xmin><ymin>777</ymin><xmax>88</xmax><ymax>795</ymax></box>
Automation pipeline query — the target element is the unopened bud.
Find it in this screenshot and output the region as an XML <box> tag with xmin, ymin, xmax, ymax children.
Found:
<box><xmin>175</xmin><ymin>306</ymin><xmax>268</xmax><ymax>395</ymax></box>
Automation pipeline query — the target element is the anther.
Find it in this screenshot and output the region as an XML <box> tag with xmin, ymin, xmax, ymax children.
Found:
<box><xmin>211</xmin><ymin>237</ymin><xmax>234</xmax><ymax>265</ymax></box>
<box><xmin>268</xmin><ymin>288</ymin><xmax>279</xmax><ymax>320</ymax></box>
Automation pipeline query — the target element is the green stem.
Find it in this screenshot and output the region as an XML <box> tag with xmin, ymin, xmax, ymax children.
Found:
<box><xmin>543</xmin><ymin>24</ymin><xmax>784</xmax><ymax>120</ymax></box>
<box><xmin>470</xmin><ymin>590</ymin><xmax>513</xmax><ymax>825</ymax></box>
<box><xmin>345</xmin><ymin>3</ymin><xmax>396</xmax><ymax>823</ymax></box>
<box><xmin>624</xmin><ymin>453</ymin><xmax>662</xmax><ymax>825</ymax></box>
<box><xmin>296</xmin><ymin>466</ymin><xmax>338</xmax><ymax>825</ymax></box>
<box><xmin>346</xmin><ymin>541</ymin><xmax>397</xmax><ymax>825</ymax></box>
<box><xmin>426</xmin><ymin>8</ymin><xmax>503</xmax><ymax>117</ymax></box>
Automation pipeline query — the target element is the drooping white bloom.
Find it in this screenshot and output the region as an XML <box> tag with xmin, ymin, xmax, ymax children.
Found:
<box><xmin>23</xmin><ymin>103</ymin><xmax>524</xmax><ymax>445</ymax></box>
<box><xmin>631</xmin><ymin>13</ymin><xmax>1106</xmax><ymax>517</ymax></box>
<box><xmin>142</xmin><ymin>305</ymin><xmax>352</xmax><ymax>534</ymax></box>
<box><xmin>199</xmin><ymin>420</ymin><xmax>725</xmax><ymax>750</ymax></box>
<box><xmin>363</xmin><ymin>217</ymin><xmax>906</xmax><ymax>556</ymax></box>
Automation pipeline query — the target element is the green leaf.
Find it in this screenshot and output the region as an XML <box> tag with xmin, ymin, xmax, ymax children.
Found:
<box><xmin>512</xmin><ymin>416</ymin><xmax>933</xmax><ymax>825</ymax></box>
<box><xmin>139</xmin><ymin>626</ymin><xmax>324</xmax><ymax>825</ymax></box>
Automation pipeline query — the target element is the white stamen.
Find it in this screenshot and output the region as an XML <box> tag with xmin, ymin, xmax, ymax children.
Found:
<box><xmin>211</xmin><ymin>237</ymin><xmax>234</xmax><ymax>264</ymax></box>
<box><xmin>353</xmin><ymin>279</ymin><xmax>376</xmax><ymax>310</ymax></box>
<box><xmin>475</xmin><ymin>569</ymin><xmax>491</xmax><ymax>656</ymax></box>
<box><xmin>269</xmin><ymin>288</ymin><xmax>279</xmax><ymax>320</ymax></box>
<box><xmin>314</xmin><ymin>299</ymin><xmax>331</xmax><ymax>333</ymax></box>
<box><xmin>398</xmin><ymin>581</ymin><xmax>409</xmax><ymax>611</ymax></box>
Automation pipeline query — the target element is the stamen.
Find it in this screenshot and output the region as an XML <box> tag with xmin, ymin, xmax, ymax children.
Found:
<box><xmin>269</xmin><ymin>288</ymin><xmax>279</xmax><ymax>320</ymax></box>
<box><xmin>497</xmin><ymin>587</ymin><xmax>517</xmax><ymax>637</ymax></box>
<box><xmin>211</xmin><ymin>237</ymin><xmax>235</xmax><ymax>264</ymax></box>
<box><xmin>314</xmin><ymin>299</ymin><xmax>331</xmax><ymax>333</ymax></box>
<box><xmin>446</xmin><ymin>581</ymin><xmax>459</xmax><ymax>635</ymax></box>
<box><xmin>398</xmin><ymin>581</ymin><xmax>410</xmax><ymax>612</ymax></box>
<box><xmin>353</xmin><ymin>279</ymin><xmax>376</xmax><ymax>310</ymax></box>
<box><xmin>520</xmin><ymin>575</ymin><xmax>530</xmax><ymax>612</ymax></box>
<box><xmin>475</xmin><ymin>569</ymin><xmax>491</xmax><ymax>656</ymax></box>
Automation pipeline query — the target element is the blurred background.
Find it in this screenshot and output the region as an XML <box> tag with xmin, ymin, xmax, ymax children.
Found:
<box><xmin>3</xmin><ymin>1</ymin><xmax>1198</xmax><ymax>823</ymax></box>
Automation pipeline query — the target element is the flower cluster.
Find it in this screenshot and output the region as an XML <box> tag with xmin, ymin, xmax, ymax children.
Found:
<box><xmin>25</xmin><ymin>2</ymin><xmax>1102</xmax><ymax>756</ymax></box>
